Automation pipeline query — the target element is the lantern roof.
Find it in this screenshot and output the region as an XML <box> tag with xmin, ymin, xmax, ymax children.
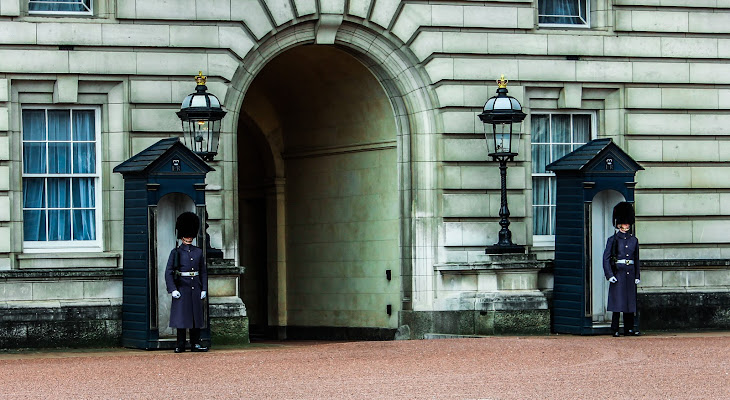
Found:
<box><xmin>478</xmin><ymin>75</ymin><xmax>526</xmax><ymax>124</ymax></box>
<box><xmin>177</xmin><ymin>71</ymin><xmax>227</xmax><ymax>122</ymax></box>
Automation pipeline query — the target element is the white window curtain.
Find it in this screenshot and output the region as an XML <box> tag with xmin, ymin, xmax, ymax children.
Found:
<box><xmin>539</xmin><ymin>0</ymin><xmax>588</xmax><ymax>25</ymax></box>
<box><xmin>531</xmin><ymin>114</ymin><xmax>553</xmax><ymax>236</ymax></box>
<box><xmin>22</xmin><ymin>108</ymin><xmax>97</xmax><ymax>243</ymax></box>
<box><xmin>28</xmin><ymin>0</ymin><xmax>92</xmax><ymax>13</ymax></box>
<box><xmin>531</xmin><ymin>113</ymin><xmax>592</xmax><ymax>238</ymax></box>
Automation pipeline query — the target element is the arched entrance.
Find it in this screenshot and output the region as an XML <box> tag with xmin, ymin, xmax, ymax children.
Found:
<box><xmin>238</xmin><ymin>45</ymin><xmax>403</xmax><ymax>339</ymax></box>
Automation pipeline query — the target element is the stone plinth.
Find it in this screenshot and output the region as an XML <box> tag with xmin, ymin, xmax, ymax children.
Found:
<box><xmin>401</xmin><ymin>253</ymin><xmax>549</xmax><ymax>338</ymax></box>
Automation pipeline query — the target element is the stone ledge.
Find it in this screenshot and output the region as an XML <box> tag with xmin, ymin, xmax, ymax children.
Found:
<box><xmin>210</xmin><ymin>266</ymin><xmax>243</xmax><ymax>273</ymax></box>
<box><xmin>642</xmin><ymin>259</ymin><xmax>730</xmax><ymax>270</ymax></box>
<box><xmin>0</xmin><ymin>268</ymin><xmax>122</xmax><ymax>280</ymax></box>
<box><xmin>208</xmin><ymin>258</ymin><xmax>244</xmax><ymax>276</ymax></box>
<box><xmin>435</xmin><ymin>254</ymin><xmax>547</xmax><ymax>272</ymax></box>
<box><xmin>423</xmin><ymin>333</ymin><xmax>488</xmax><ymax>339</ymax></box>
<box><xmin>435</xmin><ymin>290</ymin><xmax>549</xmax><ymax>312</ymax></box>
<box><xmin>210</xmin><ymin>296</ymin><xmax>246</xmax><ymax>318</ymax></box>
<box><xmin>639</xmin><ymin>287</ymin><xmax>730</xmax><ymax>294</ymax></box>
<box><xmin>474</xmin><ymin>291</ymin><xmax>549</xmax><ymax>311</ymax></box>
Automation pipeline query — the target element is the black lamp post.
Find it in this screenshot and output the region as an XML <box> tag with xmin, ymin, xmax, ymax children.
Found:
<box><xmin>177</xmin><ymin>71</ymin><xmax>227</xmax><ymax>162</ymax></box>
<box><xmin>478</xmin><ymin>75</ymin><xmax>526</xmax><ymax>254</ymax></box>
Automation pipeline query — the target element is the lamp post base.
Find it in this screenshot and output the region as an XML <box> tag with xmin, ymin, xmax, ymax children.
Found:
<box><xmin>485</xmin><ymin>244</ymin><xmax>525</xmax><ymax>255</ymax></box>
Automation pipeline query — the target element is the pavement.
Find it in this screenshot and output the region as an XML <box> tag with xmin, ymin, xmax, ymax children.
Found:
<box><xmin>1</xmin><ymin>332</ymin><xmax>729</xmax><ymax>399</ymax></box>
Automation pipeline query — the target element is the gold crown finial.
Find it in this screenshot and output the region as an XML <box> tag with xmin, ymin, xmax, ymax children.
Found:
<box><xmin>497</xmin><ymin>74</ymin><xmax>508</xmax><ymax>89</ymax></box>
<box><xmin>195</xmin><ymin>71</ymin><xmax>207</xmax><ymax>85</ymax></box>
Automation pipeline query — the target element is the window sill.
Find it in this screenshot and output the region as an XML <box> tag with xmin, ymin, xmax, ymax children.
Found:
<box><xmin>536</xmin><ymin>24</ymin><xmax>592</xmax><ymax>31</ymax></box>
<box><xmin>16</xmin><ymin>252</ymin><xmax>120</xmax><ymax>269</ymax></box>
<box><xmin>19</xmin><ymin>15</ymin><xmax>105</xmax><ymax>23</ymax></box>
<box><xmin>23</xmin><ymin>241</ymin><xmax>103</xmax><ymax>253</ymax></box>
<box><xmin>532</xmin><ymin>236</ymin><xmax>556</xmax><ymax>248</ymax></box>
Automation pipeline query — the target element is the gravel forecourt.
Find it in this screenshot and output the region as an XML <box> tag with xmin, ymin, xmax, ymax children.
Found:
<box><xmin>1</xmin><ymin>333</ymin><xmax>729</xmax><ymax>399</ymax></box>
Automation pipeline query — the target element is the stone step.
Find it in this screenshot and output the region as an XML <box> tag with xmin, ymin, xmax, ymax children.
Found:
<box><xmin>423</xmin><ymin>333</ymin><xmax>490</xmax><ymax>340</ymax></box>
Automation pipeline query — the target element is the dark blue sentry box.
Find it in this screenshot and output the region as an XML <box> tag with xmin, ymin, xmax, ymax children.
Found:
<box><xmin>114</xmin><ymin>138</ymin><xmax>213</xmax><ymax>349</ymax></box>
<box><xmin>547</xmin><ymin>138</ymin><xmax>643</xmax><ymax>335</ymax></box>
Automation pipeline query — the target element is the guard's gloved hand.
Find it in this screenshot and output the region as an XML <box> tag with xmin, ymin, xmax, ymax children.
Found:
<box><xmin>172</xmin><ymin>290</ymin><xmax>181</xmax><ymax>299</ymax></box>
<box><xmin>609</xmin><ymin>276</ymin><xmax>618</xmax><ymax>283</ymax></box>
<box><xmin>201</xmin><ymin>291</ymin><xmax>207</xmax><ymax>300</ymax></box>
<box><xmin>635</xmin><ymin>279</ymin><xmax>640</xmax><ymax>284</ymax></box>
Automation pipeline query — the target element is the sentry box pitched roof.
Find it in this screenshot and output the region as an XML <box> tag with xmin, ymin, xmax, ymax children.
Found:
<box><xmin>546</xmin><ymin>138</ymin><xmax>644</xmax><ymax>174</ymax></box>
<box><xmin>113</xmin><ymin>137</ymin><xmax>214</xmax><ymax>176</ymax></box>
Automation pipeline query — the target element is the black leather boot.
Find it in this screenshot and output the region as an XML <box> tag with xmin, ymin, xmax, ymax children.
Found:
<box><xmin>192</xmin><ymin>343</ymin><xmax>209</xmax><ymax>352</ymax></box>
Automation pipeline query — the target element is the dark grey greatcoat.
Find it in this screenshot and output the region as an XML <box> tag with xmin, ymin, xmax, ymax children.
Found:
<box><xmin>165</xmin><ymin>244</ymin><xmax>208</xmax><ymax>328</ymax></box>
<box><xmin>602</xmin><ymin>232</ymin><xmax>640</xmax><ymax>313</ymax></box>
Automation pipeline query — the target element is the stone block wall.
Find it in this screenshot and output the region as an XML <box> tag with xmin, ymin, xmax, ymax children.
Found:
<box><xmin>637</xmin><ymin>260</ymin><xmax>730</xmax><ymax>331</ymax></box>
<box><xmin>0</xmin><ymin>0</ymin><xmax>728</xmax><ymax>342</ymax></box>
<box><xmin>0</xmin><ymin>301</ymin><xmax>122</xmax><ymax>348</ymax></box>
<box><xmin>0</xmin><ymin>269</ymin><xmax>123</xmax><ymax>349</ymax></box>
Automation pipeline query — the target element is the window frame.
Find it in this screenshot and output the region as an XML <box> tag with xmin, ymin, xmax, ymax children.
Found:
<box><xmin>28</xmin><ymin>0</ymin><xmax>93</xmax><ymax>16</ymax></box>
<box><xmin>21</xmin><ymin>106</ymin><xmax>103</xmax><ymax>253</ymax></box>
<box><xmin>538</xmin><ymin>0</ymin><xmax>590</xmax><ymax>29</ymax></box>
<box><xmin>531</xmin><ymin>111</ymin><xmax>596</xmax><ymax>247</ymax></box>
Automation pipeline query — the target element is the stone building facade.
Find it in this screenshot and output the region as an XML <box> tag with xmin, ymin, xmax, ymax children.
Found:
<box><xmin>1</xmin><ymin>0</ymin><xmax>730</xmax><ymax>347</ymax></box>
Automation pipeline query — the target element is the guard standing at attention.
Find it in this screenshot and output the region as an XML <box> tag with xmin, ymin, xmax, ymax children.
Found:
<box><xmin>165</xmin><ymin>211</ymin><xmax>209</xmax><ymax>352</ymax></box>
<box><xmin>602</xmin><ymin>202</ymin><xmax>641</xmax><ymax>337</ymax></box>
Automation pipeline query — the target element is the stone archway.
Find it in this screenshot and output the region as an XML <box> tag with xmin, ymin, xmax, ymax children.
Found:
<box><xmin>226</xmin><ymin>22</ymin><xmax>439</xmax><ymax>338</ymax></box>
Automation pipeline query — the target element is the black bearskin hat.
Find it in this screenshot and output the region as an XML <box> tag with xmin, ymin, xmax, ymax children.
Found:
<box><xmin>612</xmin><ymin>202</ymin><xmax>635</xmax><ymax>227</ymax></box>
<box><xmin>176</xmin><ymin>212</ymin><xmax>200</xmax><ymax>239</ymax></box>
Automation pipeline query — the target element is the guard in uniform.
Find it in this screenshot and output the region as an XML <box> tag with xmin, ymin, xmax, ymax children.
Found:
<box><xmin>165</xmin><ymin>212</ymin><xmax>209</xmax><ymax>352</ymax></box>
<box><xmin>602</xmin><ymin>202</ymin><xmax>641</xmax><ymax>337</ymax></box>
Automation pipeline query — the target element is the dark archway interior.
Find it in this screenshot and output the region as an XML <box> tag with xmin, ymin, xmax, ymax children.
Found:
<box><xmin>238</xmin><ymin>45</ymin><xmax>400</xmax><ymax>339</ymax></box>
<box><xmin>236</xmin><ymin>112</ymin><xmax>274</xmax><ymax>338</ymax></box>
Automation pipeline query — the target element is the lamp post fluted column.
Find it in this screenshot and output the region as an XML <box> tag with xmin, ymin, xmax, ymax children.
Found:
<box><xmin>496</xmin><ymin>156</ymin><xmax>512</xmax><ymax>247</ymax></box>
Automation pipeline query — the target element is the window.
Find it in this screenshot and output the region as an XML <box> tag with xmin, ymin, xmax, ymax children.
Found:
<box><xmin>29</xmin><ymin>0</ymin><xmax>92</xmax><ymax>15</ymax></box>
<box><xmin>531</xmin><ymin>113</ymin><xmax>592</xmax><ymax>240</ymax></box>
<box><xmin>22</xmin><ymin>108</ymin><xmax>101</xmax><ymax>250</ymax></box>
<box><xmin>538</xmin><ymin>0</ymin><xmax>588</xmax><ymax>26</ymax></box>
